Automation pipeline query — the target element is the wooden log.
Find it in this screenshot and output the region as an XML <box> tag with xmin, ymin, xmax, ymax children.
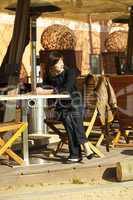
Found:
<box><xmin>116</xmin><ymin>159</ymin><xmax>133</xmax><ymax>181</ymax></box>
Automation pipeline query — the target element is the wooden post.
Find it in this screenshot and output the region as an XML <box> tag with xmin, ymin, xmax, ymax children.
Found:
<box><xmin>127</xmin><ymin>6</ymin><xmax>133</xmax><ymax>73</ymax></box>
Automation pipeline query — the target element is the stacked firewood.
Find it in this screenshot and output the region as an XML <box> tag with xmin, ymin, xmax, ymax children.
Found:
<box><xmin>105</xmin><ymin>31</ymin><xmax>128</xmax><ymax>52</ymax></box>
<box><xmin>41</xmin><ymin>24</ymin><xmax>76</xmax><ymax>50</ymax></box>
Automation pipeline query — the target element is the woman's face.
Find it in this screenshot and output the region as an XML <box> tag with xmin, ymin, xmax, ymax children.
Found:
<box><xmin>54</xmin><ymin>58</ymin><xmax>64</xmax><ymax>72</ymax></box>
<box><xmin>49</xmin><ymin>57</ymin><xmax>64</xmax><ymax>76</ymax></box>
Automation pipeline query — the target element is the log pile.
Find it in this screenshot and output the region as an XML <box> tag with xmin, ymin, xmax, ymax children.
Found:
<box><xmin>105</xmin><ymin>31</ymin><xmax>128</xmax><ymax>52</ymax></box>
<box><xmin>40</xmin><ymin>24</ymin><xmax>76</xmax><ymax>50</ymax></box>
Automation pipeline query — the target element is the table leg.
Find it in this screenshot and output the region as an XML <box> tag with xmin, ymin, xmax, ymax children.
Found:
<box><xmin>21</xmin><ymin>100</ymin><xmax>29</xmax><ymax>165</ymax></box>
<box><xmin>44</xmin><ymin>99</ymin><xmax>47</xmax><ymax>134</ymax></box>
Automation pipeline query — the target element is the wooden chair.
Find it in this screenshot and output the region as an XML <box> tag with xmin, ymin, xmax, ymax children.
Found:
<box><xmin>83</xmin><ymin>74</ymin><xmax>119</xmax><ymax>152</ymax></box>
<box><xmin>76</xmin><ymin>76</ymin><xmax>105</xmax><ymax>148</ymax></box>
<box><xmin>0</xmin><ymin>86</ymin><xmax>28</xmax><ymax>165</ymax></box>
<box><xmin>44</xmin><ymin>118</ymin><xmax>68</xmax><ymax>154</ymax></box>
<box><xmin>44</xmin><ymin>75</ymin><xmax>108</xmax><ymax>158</ymax></box>
<box><xmin>81</xmin><ymin>75</ymin><xmax>106</xmax><ymax>156</ymax></box>
<box><xmin>112</xmin><ymin>128</ymin><xmax>133</xmax><ymax>147</ymax></box>
<box><xmin>0</xmin><ymin>122</ymin><xmax>28</xmax><ymax>165</ymax></box>
<box><xmin>44</xmin><ymin>110</ymin><xmax>105</xmax><ymax>158</ymax></box>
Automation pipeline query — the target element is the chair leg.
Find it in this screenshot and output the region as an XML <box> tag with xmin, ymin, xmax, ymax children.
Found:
<box><xmin>55</xmin><ymin>141</ymin><xmax>64</xmax><ymax>154</ymax></box>
<box><xmin>83</xmin><ymin>109</ymin><xmax>105</xmax><ymax>158</ymax></box>
<box><xmin>84</xmin><ymin>108</ymin><xmax>98</xmax><ymax>137</ymax></box>
<box><xmin>46</xmin><ymin>122</ymin><xmax>63</xmax><ymax>138</ymax></box>
<box><xmin>45</xmin><ymin>121</ymin><xmax>68</xmax><ymax>154</ymax></box>
<box><xmin>88</xmin><ymin>141</ymin><xmax>105</xmax><ymax>158</ymax></box>
<box><xmin>96</xmin><ymin>133</ymin><xmax>104</xmax><ymax>147</ymax></box>
<box><xmin>113</xmin><ymin>129</ymin><xmax>132</xmax><ymax>147</ymax></box>
<box><xmin>123</xmin><ymin>130</ymin><xmax>130</xmax><ymax>143</ymax></box>
<box><xmin>112</xmin><ymin>130</ymin><xmax>121</xmax><ymax>147</ymax></box>
<box><xmin>0</xmin><ymin>138</ymin><xmax>25</xmax><ymax>165</ymax></box>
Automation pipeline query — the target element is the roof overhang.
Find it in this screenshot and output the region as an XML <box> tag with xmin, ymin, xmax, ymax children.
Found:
<box><xmin>0</xmin><ymin>0</ymin><xmax>132</xmax><ymax>22</ymax></box>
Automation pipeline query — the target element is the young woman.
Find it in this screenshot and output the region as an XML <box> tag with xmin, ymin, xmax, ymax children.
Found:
<box><xmin>37</xmin><ymin>51</ymin><xmax>94</xmax><ymax>163</ymax></box>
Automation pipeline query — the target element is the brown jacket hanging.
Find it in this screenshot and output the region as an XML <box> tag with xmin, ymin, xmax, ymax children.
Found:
<box><xmin>95</xmin><ymin>76</ymin><xmax>117</xmax><ymax>125</ymax></box>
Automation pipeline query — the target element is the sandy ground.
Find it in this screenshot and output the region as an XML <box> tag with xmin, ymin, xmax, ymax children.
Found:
<box><xmin>0</xmin><ymin>180</ymin><xmax>133</xmax><ymax>200</ymax></box>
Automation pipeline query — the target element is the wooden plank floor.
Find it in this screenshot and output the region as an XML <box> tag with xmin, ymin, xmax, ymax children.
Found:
<box><xmin>0</xmin><ymin>144</ymin><xmax>133</xmax><ymax>187</ymax></box>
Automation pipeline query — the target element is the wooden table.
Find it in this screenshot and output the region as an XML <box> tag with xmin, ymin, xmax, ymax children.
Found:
<box><xmin>0</xmin><ymin>93</ymin><xmax>70</xmax><ymax>166</ymax></box>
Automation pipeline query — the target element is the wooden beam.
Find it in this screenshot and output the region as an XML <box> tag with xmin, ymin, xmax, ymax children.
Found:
<box><xmin>127</xmin><ymin>6</ymin><xmax>133</xmax><ymax>73</ymax></box>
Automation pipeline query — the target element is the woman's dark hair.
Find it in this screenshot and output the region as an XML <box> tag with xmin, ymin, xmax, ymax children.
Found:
<box><xmin>47</xmin><ymin>51</ymin><xmax>63</xmax><ymax>68</ymax></box>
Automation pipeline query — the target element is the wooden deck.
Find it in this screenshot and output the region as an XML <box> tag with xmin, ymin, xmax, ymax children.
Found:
<box><xmin>0</xmin><ymin>144</ymin><xmax>133</xmax><ymax>188</ymax></box>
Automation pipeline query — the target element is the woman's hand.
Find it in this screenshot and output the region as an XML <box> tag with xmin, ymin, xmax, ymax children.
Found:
<box><xmin>36</xmin><ymin>87</ymin><xmax>54</xmax><ymax>94</ymax></box>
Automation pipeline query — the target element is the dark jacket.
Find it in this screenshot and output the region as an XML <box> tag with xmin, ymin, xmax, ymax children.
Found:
<box><xmin>43</xmin><ymin>67</ymin><xmax>81</xmax><ymax>111</ymax></box>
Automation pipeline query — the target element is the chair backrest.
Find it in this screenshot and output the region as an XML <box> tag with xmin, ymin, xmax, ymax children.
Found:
<box><xmin>76</xmin><ymin>74</ymin><xmax>117</xmax><ymax>123</ymax></box>
<box><xmin>83</xmin><ymin>75</ymin><xmax>98</xmax><ymax>121</ymax></box>
<box><xmin>76</xmin><ymin>75</ymin><xmax>97</xmax><ymax>121</ymax></box>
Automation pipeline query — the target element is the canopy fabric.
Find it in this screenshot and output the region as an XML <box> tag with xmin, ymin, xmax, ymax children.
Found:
<box><xmin>0</xmin><ymin>0</ymin><xmax>132</xmax><ymax>22</ymax></box>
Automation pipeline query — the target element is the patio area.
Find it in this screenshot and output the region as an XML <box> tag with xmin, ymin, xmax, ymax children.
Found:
<box><xmin>0</xmin><ymin>140</ymin><xmax>133</xmax><ymax>188</ymax></box>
